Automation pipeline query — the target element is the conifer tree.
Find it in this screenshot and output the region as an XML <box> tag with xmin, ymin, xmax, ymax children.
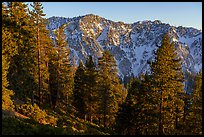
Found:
<box><xmin>138</xmin><ymin>72</ymin><xmax>159</xmax><ymax>135</ymax></box>
<box><xmin>2</xmin><ymin>3</ymin><xmax>18</xmax><ymax>61</ymax></box>
<box><xmin>2</xmin><ymin>56</ymin><xmax>14</xmax><ymax>110</ymax></box>
<box><xmin>2</xmin><ymin>3</ymin><xmax>18</xmax><ymax>110</ymax></box>
<box><xmin>48</xmin><ymin>52</ymin><xmax>58</xmax><ymax>109</ymax></box>
<box><xmin>5</xmin><ymin>2</ymin><xmax>38</xmax><ymax>103</ymax></box>
<box><xmin>114</xmin><ymin>101</ymin><xmax>135</xmax><ymax>135</ymax></box>
<box><xmin>84</xmin><ymin>56</ymin><xmax>99</xmax><ymax>122</ymax></box>
<box><xmin>150</xmin><ymin>34</ymin><xmax>185</xmax><ymax>135</ymax></box>
<box><xmin>29</xmin><ymin>2</ymin><xmax>53</xmax><ymax>107</ymax></box>
<box><xmin>115</xmin><ymin>72</ymin><xmax>159</xmax><ymax>135</ymax></box>
<box><xmin>48</xmin><ymin>24</ymin><xmax>73</xmax><ymax>109</ymax></box>
<box><xmin>182</xmin><ymin>71</ymin><xmax>196</xmax><ymax>131</ymax></box>
<box><xmin>72</xmin><ymin>61</ymin><xmax>87</xmax><ymax>119</ymax></box>
<box><xmin>97</xmin><ymin>50</ymin><xmax>124</xmax><ymax>128</ymax></box>
<box><xmin>2</xmin><ymin>27</ymin><xmax>16</xmax><ymax>110</ymax></box>
<box><xmin>185</xmin><ymin>71</ymin><xmax>202</xmax><ymax>135</ymax></box>
<box><xmin>126</xmin><ymin>77</ymin><xmax>143</xmax><ymax>134</ymax></box>
<box><xmin>115</xmin><ymin>77</ymin><xmax>141</xmax><ymax>134</ymax></box>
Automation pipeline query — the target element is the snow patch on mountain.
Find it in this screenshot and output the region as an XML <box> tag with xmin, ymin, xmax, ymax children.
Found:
<box><xmin>47</xmin><ymin>14</ymin><xmax>202</xmax><ymax>80</ymax></box>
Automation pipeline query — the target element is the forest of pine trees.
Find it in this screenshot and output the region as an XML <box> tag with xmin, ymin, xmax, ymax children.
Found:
<box><xmin>2</xmin><ymin>2</ymin><xmax>202</xmax><ymax>135</ymax></box>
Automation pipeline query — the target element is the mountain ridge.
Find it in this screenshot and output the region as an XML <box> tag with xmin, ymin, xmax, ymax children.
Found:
<box><xmin>47</xmin><ymin>14</ymin><xmax>202</xmax><ymax>31</ymax></box>
<box><xmin>46</xmin><ymin>14</ymin><xmax>202</xmax><ymax>81</ymax></box>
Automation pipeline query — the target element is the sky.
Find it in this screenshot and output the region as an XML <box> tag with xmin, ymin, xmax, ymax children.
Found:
<box><xmin>27</xmin><ymin>2</ymin><xmax>202</xmax><ymax>30</ymax></box>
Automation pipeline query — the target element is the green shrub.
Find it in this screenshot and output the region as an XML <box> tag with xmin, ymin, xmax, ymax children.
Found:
<box><xmin>15</xmin><ymin>103</ymin><xmax>57</xmax><ymax>126</ymax></box>
<box><xmin>46</xmin><ymin>115</ymin><xmax>58</xmax><ymax>126</ymax></box>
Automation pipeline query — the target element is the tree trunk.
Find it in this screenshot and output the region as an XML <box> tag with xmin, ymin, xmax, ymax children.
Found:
<box><xmin>38</xmin><ymin>40</ymin><xmax>41</xmax><ymax>107</ymax></box>
<box><xmin>66</xmin><ymin>94</ymin><xmax>68</xmax><ymax>105</ymax></box>
<box><xmin>175</xmin><ymin>106</ymin><xmax>178</xmax><ymax>135</ymax></box>
<box><xmin>183</xmin><ymin>96</ymin><xmax>187</xmax><ymax>135</ymax></box>
<box><xmin>85</xmin><ymin>114</ymin><xmax>87</xmax><ymax>121</ymax></box>
<box><xmin>37</xmin><ymin>19</ymin><xmax>41</xmax><ymax>107</ymax></box>
<box><xmin>104</xmin><ymin>112</ymin><xmax>106</xmax><ymax>128</ymax></box>
<box><xmin>159</xmin><ymin>90</ymin><xmax>163</xmax><ymax>135</ymax></box>
<box><xmin>98</xmin><ymin>116</ymin><xmax>101</xmax><ymax>126</ymax></box>
<box><xmin>90</xmin><ymin>115</ymin><xmax>92</xmax><ymax>123</ymax></box>
<box><xmin>49</xmin><ymin>93</ymin><xmax>52</xmax><ymax>108</ymax></box>
<box><xmin>31</xmin><ymin>90</ymin><xmax>34</xmax><ymax>105</ymax></box>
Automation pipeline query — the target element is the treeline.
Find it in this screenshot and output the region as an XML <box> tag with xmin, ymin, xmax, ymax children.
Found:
<box><xmin>2</xmin><ymin>2</ymin><xmax>202</xmax><ymax>135</ymax></box>
<box><xmin>115</xmin><ymin>34</ymin><xmax>202</xmax><ymax>135</ymax></box>
<box><xmin>2</xmin><ymin>1</ymin><xmax>126</xmax><ymax>130</ymax></box>
<box><xmin>2</xmin><ymin>2</ymin><xmax>76</xmax><ymax>109</ymax></box>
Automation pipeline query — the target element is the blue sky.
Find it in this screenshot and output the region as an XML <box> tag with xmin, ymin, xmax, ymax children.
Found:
<box><xmin>27</xmin><ymin>2</ymin><xmax>202</xmax><ymax>30</ymax></box>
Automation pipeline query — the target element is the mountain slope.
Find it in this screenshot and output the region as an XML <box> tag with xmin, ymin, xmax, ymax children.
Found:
<box><xmin>46</xmin><ymin>14</ymin><xmax>202</xmax><ymax>80</ymax></box>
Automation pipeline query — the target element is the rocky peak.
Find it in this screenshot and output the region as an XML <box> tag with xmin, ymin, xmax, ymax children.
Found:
<box><xmin>46</xmin><ymin>14</ymin><xmax>202</xmax><ymax>81</ymax></box>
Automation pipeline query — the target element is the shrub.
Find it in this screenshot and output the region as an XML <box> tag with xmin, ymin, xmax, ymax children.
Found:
<box><xmin>15</xmin><ymin>103</ymin><xmax>57</xmax><ymax>126</ymax></box>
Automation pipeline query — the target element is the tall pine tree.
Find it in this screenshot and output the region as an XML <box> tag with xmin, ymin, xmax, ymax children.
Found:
<box><xmin>29</xmin><ymin>2</ymin><xmax>53</xmax><ymax>107</ymax></box>
<box><xmin>6</xmin><ymin>2</ymin><xmax>37</xmax><ymax>104</ymax></box>
<box><xmin>115</xmin><ymin>77</ymin><xmax>141</xmax><ymax>135</ymax></box>
<box><xmin>115</xmin><ymin>73</ymin><xmax>159</xmax><ymax>135</ymax></box>
<box><xmin>185</xmin><ymin>71</ymin><xmax>202</xmax><ymax>135</ymax></box>
<box><xmin>2</xmin><ymin>3</ymin><xmax>18</xmax><ymax>110</ymax></box>
<box><xmin>150</xmin><ymin>33</ymin><xmax>185</xmax><ymax>135</ymax></box>
<box><xmin>48</xmin><ymin>24</ymin><xmax>73</xmax><ymax>110</ymax></box>
<box><xmin>97</xmin><ymin>50</ymin><xmax>124</xmax><ymax>128</ymax></box>
<box><xmin>72</xmin><ymin>61</ymin><xmax>87</xmax><ymax>119</ymax></box>
<box><xmin>84</xmin><ymin>56</ymin><xmax>99</xmax><ymax>122</ymax></box>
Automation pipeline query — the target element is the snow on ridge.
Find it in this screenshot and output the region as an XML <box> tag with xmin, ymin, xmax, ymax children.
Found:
<box><xmin>97</xmin><ymin>27</ymin><xmax>109</xmax><ymax>42</ymax></box>
<box><xmin>47</xmin><ymin>15</ymin><xmax>202</xmax><ymax>79</ymax></box>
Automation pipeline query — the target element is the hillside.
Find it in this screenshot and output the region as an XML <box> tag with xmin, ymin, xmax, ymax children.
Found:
<box><xmin>2</xmin><ymin>100</ymin><xmax>112</xmax><ymax>135</ymax></box>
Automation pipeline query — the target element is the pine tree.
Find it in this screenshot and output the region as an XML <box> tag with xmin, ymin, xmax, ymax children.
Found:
<box><xmin>115</xmin><ymin>77</ymin><xmax>141</xmax><ymax>134</ymax></box>
<box><xmin>126</xmin><ymin>77</ymin><xmax>143</xmax><ymax>134</ymax></box>
<box><xmin>183</xmin><ymin>71</ymin><xmax>196</xmax><ymax>132</ymax></box>
<box><xmin>139</xmin><ymin>72</ymin><xmax>159</xmax><ymax>135</ymax></box>
<box><xmin>115</xmin><ymin>72</ymin><xmax>159</xmax><ymax>135</ymax></box>
<box><xmin>2</xmin><ymin>3</ymin><xmax>18</xmax><ymax>110</ymax></box>
<box><xmin>48</xmin><ymin>24</ymin><xmax>73</xmax><ymax>110</ymax></box>
<box><xmin>72</xmin><ymin>61</ymin><xmax>87</xmax><ymax>119</ymax></box>
<box><xmin>2</xmin><ymin>30</ymin><xmax>14</xmax><ymax>110</ymax></box>
<box><xmin>150</xmin><ymin>34</ymin><xmax>185</xmax><ymax>135</ymax></box>
<box><xmin>2</xmin><ymin>56</ymin><xmax>14</xmax><ymax>110</ymax></box>
<box><xmin>5</xmin><ymin>2</ymin><xmax>38</xmax><ymax>103</ymax></box>
<box><xmin>84</xmin><ymin>56</ymin><xmax>99</xmax><ymax>122</ymax></box>
<box><xmin>2</xmin><ymin>3</ymin><xmax>18</xmax><ymax>61</ymax></box>
<box><xmin>185</xmin><ymin>71</ymin><xmax>202</xmax><ymax>135</ymax></box>
<box><xmin>48</xmin><ymin>52</ymin><xmax>58</xmax><ymax>109</ymax></box>
<box><xmin>29</xmin><ymin>2</ymin><xmax>53</xmax><ymax>107</ymax></box>
<box><xmin>114</xmin><ymin>101</ymin><xmax>135</xmax><ymax>135</ymax></box>
<box><xmin>97</xmin><ymin>50</ymin><xmax>124</xmax><ymax>128</ymax></box>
